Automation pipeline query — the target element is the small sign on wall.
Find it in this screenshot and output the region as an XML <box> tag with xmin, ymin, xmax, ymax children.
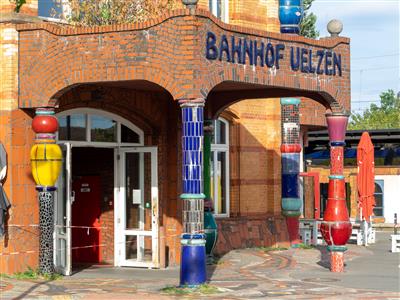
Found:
<box><xmin>81</xmin><ymin>183</ymin><xmax>90</xmax><ymax>193</ymax></box>
<box><xmin>132</xmin><ymin>189</ymin><xmax>141</xmax><ymax>204</ymax></box>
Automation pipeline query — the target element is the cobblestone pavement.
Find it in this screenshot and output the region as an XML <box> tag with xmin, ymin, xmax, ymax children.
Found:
<box><xmin>1</xmin><ymin>233</ymin><xmax>399</xmax><ymax>299</ymax></box>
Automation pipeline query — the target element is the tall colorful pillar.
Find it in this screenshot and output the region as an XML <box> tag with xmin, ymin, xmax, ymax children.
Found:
<box><xmin>179</xmin><ymin>98</ymin><xmax>207</xmax><ymax>286</ymax></box>
<box><xmin>280</xmin><ymin>98</ymin><xmax>302</xmax><ymax>245</ymax></box>
<box><xmin>30</xmin><ymin>108</ymin><xmax>62</xmax><ymax>274</ymax></box>
<box><xmin>320</xmin><ymin>112</ymin><xmax>352</xmax><ymax>272</ymax></box>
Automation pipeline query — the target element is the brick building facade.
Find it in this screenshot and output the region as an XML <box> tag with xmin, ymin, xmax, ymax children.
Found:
<box><xmin>0</xmin><ymin>0</ymin><xmax>350</xmax><ymax>273</ymax></box>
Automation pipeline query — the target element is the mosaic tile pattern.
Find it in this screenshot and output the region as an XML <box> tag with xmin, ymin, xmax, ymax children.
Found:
<box><xmin>182</xmin><ymin>198</ymin><xmax>204</xmax><ymax>234</ymax></box>
<box><xmin>38</xmin><ymin>191</ymin><xmax>55</xmax><ymax>274</ymax></box>
<box><xmin>280</xmin><ymin>99</ymin><xmax>301</xmax><ymax>220</ymax></box>
<box><xmin>181</xmin><ymin>104</ymin><xmax>204</xmax><ymax>195</ymax></box>
<box><xmin>180</xmin><ymin>100</ymin><xmax>205</xmax><ymax>234</ymax></box>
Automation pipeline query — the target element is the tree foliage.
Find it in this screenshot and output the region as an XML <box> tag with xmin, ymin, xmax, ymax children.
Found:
<box><xmin>300</xmin><ymin>0</ymin><xmax>319</xmax><ymax>39</ymax></box>
<box><xmin>9</xmin><ymin>0</ymin><xmax>26</xmax><ymax>13</ymax></box>
<box><xmin>349</xmin><ymin>90</ymin><xmax>400</xmax><ymax>130</ymax></box>
<box><xmin>67</xmin><ymin>0</ymin><xmax>176</xmax><ymax>26</ymax></box>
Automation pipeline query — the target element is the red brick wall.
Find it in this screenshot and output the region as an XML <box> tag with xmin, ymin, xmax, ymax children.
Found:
<box><xmin>17</xmin><ymin>10</ymin><xmax>350</xmax><ymax>113</ymax></box>
<box><xmin>0</xmin><ymin>109</ymin><xmax>38</xmax><ymax>274</ymax></box>
<box><xmin>215</xmin><ymin>214</ymin><xmax>290</xmax><ymax>255</ymax></box>
<box><xmin>1</xmin><ymin>6</ymin><xmax>352</xmax><ymax>274</ymax></box>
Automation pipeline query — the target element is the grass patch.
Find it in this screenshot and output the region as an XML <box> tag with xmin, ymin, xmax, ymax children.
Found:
<box><xmin>296</xmin><ymin>243</ymin><xmax>315</xmax><ymax>250</ymax></box>
<box><xmin>258</xmin><ymin>246</ymin><xmax>288</xmax><ymax>252</ymax></box>
<box><xmin>4</xmin><ymin>267</ymin><xmax>62</xmax><ymax>281</ymax></box>
<box><xmin>161</xmin><ymin>284</ymin><xmax>221</xmax><ymax>295</ymax></box>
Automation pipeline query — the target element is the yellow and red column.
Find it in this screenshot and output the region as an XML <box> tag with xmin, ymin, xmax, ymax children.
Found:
<box><xmin>281</xmin><ymin>98</ymin><xmax>302</xmax><ymax>246</ymax></box>
<box><xmin>30</xmin><ymin>108</ymin><xmax>62</xmax><ymax>274</ymax></box>
<box><xmin>320</xmin><ymin>113</ymin><xmax>352</xmax><ymax>272</ymax></box>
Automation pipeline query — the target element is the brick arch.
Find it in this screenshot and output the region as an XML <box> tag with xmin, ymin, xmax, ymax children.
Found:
<box><xmin>204</xmin><ymin>80</ymin><xmax>345</xmax><ymax>119</ymax></box>
<box><xmin>54</xmin><ymin>83</ymin><xmax>173</xmax><ymax>136</ymax></box>
<box><xmin>17</xmin><ymin>9</ymin><xmax>350</xmax><ymax>112</ymax></box>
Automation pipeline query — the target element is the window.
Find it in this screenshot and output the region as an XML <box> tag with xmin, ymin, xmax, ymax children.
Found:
<box><xmin>373</xmin><ymin>180</ymin><xmax>384</xmax><ymax>217</ymax></box>
<box><xmin>210</xmin><ymin>118</ymin><xmax>229</xmax><ymax>217</ymax></box>
<box><xmin>209</xmin><ymin>0</ymin><xmax>229</xmax><ymax>23</ymax></box>
<box><xmin>38</xmin><ymin>0</ymin><xmax>70</xmax><ymax>22</ymax></box>
<box><xmin>90</xmin><ymin>115</ymin><xmax>117</xmax><ymax>142</ymax></box>
<box><xmin>57</xmin><ymin>109</ymin><xmax>143</xmax><ymax>146</ymax></box>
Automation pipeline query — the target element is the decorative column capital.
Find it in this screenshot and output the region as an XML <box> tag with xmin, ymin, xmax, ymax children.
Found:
<box><xmin>280</xmin><ymin>98</ymin><xmax>301</xmax><ymax>105</ymax></box>
<box><xmin>178</xmin><ymin>98</ymin><xmax>205</xmax><ymax>107</ymax></box>
<box><xmin>326</xmin><ymin>112</ymin><xmax>349</xmax><ymax>145</ymax></box>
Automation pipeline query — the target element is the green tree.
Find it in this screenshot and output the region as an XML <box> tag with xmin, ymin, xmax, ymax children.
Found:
<box><xmin>67</xmin><ymin>0</ymin><xmax>176</xmax><ymax>26</ymax></box>
<box><xmin>8</xmin><ymin>0</ymin><xmax>26</xmax><ymax>12</ymax></box>
<box><xmin>300</xmin><ymin>0</ymin><xmax>319</xmax><ymax>39</ymax></box>
<box><xmin>349</xmin><ymin>89</ymin><xmax>400</xmax><ymax>130</ymax></box>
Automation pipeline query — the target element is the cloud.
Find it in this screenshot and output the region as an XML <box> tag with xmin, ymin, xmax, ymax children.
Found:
<box><xmin>311</xmin><ymin>0</ymin><xmax>399</xmax><ymax>19</ymax></box>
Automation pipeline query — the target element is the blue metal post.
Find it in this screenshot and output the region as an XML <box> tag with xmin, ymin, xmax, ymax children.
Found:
<box><xmin>179</xmin><ymin>98</ymin><xmax>207</xmax><ymax>286</ymax></box>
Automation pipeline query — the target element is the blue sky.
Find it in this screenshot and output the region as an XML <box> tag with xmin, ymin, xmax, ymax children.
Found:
<box><xmin>310</xmin><ymin>0</ymin><xmax>400</xmax><ymax>113</ymax></box>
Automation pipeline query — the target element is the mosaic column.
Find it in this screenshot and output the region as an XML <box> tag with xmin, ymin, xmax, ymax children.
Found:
<box><xmin>281</xmin><ymin>98</ymin><xmax>302</xmax><ymax>246</ymax></box>
<box><xmin>320</xmin><ymin>113</ymin><xmax>352</xmax><ymax>272</ymax></box>
<box><xmin>30</xmin><ymin>108</ymin><xmax>62</xmax><ymax>274</ymax></box>
<box><xmin>179</xmin><ymin>98</ymin><xmax>207</xmax><ymax>286</ymax></box>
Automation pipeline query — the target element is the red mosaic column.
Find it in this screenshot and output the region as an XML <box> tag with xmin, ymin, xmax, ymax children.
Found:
<box><xmin>320</xmin><ymin>113</ymin><xmax>352</xmax><ymax>272</ymax></box>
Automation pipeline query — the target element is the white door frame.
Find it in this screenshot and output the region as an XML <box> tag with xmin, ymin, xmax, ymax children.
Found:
<box><xmin>115</xmin><ymin>146</ymin><xmax>159</xmax><ymax>268</ymax></box>
<box><xmin>54</xmin><ymin>142</ymin><xmax>72</xmax><ymax>275</ymax></box>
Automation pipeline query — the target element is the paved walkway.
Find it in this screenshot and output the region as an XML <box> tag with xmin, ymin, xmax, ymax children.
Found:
<box><xmin>1</xmin><ymin>232</ymin><xmax>399</xmax><ymax>299</ymax></box>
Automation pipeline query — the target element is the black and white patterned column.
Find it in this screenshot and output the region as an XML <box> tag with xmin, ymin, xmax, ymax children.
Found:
<box><xmin>38</xmin><ymin>188</ymin><xmax>55</xmax><ymax>274</ymax></box>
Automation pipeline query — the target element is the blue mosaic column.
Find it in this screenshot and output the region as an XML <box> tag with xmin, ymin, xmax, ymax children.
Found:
<box><xmin>281</xmin><ymin>98</ymin><xmax>302</xmax><ymax>245</ymax></box>
<box><xmin>179</xmin><ymin>98</ymin><xmax>207</xmax><ymax>286</ymax></box>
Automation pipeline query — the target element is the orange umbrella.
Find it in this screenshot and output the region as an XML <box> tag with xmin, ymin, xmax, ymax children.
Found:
<box><xmin>357</xmin><ymin>132</ymin><xmax>375</xmax><ymax>222</ymax></box>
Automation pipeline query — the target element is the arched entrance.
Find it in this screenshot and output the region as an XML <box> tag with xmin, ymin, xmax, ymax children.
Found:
<box><xmin>13</xmin><ymin>9</ymin><xmax>351</xmax><ymax>277</ymax></box>
<box><xmin>54</xmin><ymin>108</ymin><xmax>159</xmax><ymax>275</ymax></box>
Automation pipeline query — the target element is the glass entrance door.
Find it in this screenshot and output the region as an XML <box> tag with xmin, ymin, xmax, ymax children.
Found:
<box><xmin>115</xmin><ymin>147</ymin><xmax>159</xmax><ymax>268</ymax></box>
<box><xmin>54</xmin><ymin>143</ymin><xmax>72</xmax><ymax>275</ymax></box>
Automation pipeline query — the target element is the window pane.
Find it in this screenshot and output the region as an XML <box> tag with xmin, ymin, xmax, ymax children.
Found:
<box><xmin>121</xmin><ymin>124</ymin><xmax>140</xmax><ymax>143</ymax></box>
<box><xmin>139</xmin><ymin>236</ymin><xmax>152</xmax><ymax>262</ymax></box>
<box><xmin>126</xmin><ymin>236</ymin><xmax>137</xmax><ymax>260</ymax></box>
<box><xmin>374</xmin><ymin>194</ymin><xmax>383</xmax><ymax>207</ymax></box>
<box><xmin>216</xmin><ymin>152</ymin><xmax>226</xmax><ymax>214</ymax></box>
<box><xmin>90</xmin><ymin>115</ymin><xmax>117</xmax><ymax>142</ymax></box>
<box><xmin>58</xmin><ymin>116</ymin><xmax>68</xmax><ymax>140</ymax></box>
<box><xmin>210</xmin><ymin>152</ymin><xmax>215</xmax><ymax>210</ymax></box>
<box><xmin>209</xmin><ymin>0</ymin><xmax>222</xmax><ymax>19</ymax></box>
<box><xmin>126</xmin><ymin>153</ymin><xmax>140</xmax><ymax>230</ymax></box>
<box><xmin>215</xmin><ymin>120</ymin><xmax>226</xmax><ymax>144</ymax></box>
<box><xmin>374</xmin><ymin>182</ymin><xmax>382</xmax><ymax>193</ymax></box>
<box><xmin>373</xmin><ymin>208</ymin><xmax>383</xmax><ymax>217</ymax></box>
<box><xmin>59</xmin><ymin>114</ymin><xmax>86</xmax><ymax>141</ymax></box>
